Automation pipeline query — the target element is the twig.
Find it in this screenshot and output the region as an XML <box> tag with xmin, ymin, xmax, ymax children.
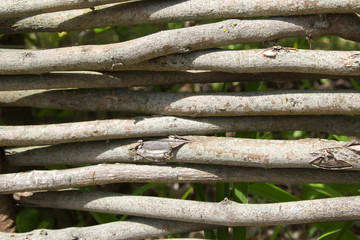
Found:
<box><xmin>1</xmin><ymin>71</ymin><xmax>357</xmax><ymax>91</ymax></box>
<box><xmin>1</xmin><ymin>89</ymin><xmax>360</xmax><ymax>116</ymax></box>
<box><xmin>116</xmin><ymin>49</ymin><xmax>360</xmax><ymax>75</ymax></box>
<box><xmin>1</xmin><ymin>164</ymin><xmax>360</xmax><ymax>194</ymax></box>
<box><xmin>0</xmin><ymin>1</ymin><xmax>359</xmax><ymax>33</ymax></box>
<box><xmin>1</xmin><ymin>115</ymin><xmax>359</xmax><ymax>146</ymax></box>
<box><xmin>1</xmin><ymin>15</ymin><xmax>360</xmax><ymax>74</ymax></box>
<box><xmin>0</xmin><ymin>0</ymin><xmax>130</xmax><ymax>19</ymax></box>
<box><xmin>0</xmin><ymin>216</ymin><xmax>214</xmax><ymax>240</ymax></box>
<box><xmin>6</xmin><ymin>136</ymin><xmax>360</xmax><ymax>171</ymax></box>
<box><xmin>13</xmin><ymin>190</ymin><xmax>360</xmax><ymax>226</ymax></box>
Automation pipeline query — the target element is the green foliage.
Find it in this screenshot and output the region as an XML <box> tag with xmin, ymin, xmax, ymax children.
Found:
<box><xmin>16</xmin><ymin>208</ymin><xmax>54</xmax><ymax>233</ymax></box>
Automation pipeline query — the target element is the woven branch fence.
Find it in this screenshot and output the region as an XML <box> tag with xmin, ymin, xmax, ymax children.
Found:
<box><xmin>0</xmin><ymin>0</ymin><xmax>360</xmax><ymax>239</ymax></box>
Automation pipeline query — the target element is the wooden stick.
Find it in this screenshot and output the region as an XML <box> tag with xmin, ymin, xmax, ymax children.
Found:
<box><xmin>14</xmin><ymin>190</ymin><xmax>360</xmax><ymax>226</ymax></box>
<box><xmin>6</xmin><ymin>136</ymin><xmax>360</xmax><ymax>171</ymax></box>
<box><xmin>1</xmin><ymin>164</ymin><xmax>360</xmax><ymax>194</ymax></box>
<box><xmin>1</xmin><ymin>89</ymin><xmax>360</xmax><ymax>116</ymax></box>
<box><xmin>1</xmin><ymin>115</ymin><xmax>359</xmax><ymax>146</ymax></box>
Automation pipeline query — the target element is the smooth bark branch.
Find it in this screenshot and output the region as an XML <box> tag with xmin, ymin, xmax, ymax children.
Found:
<box><xmin>6</xmin><ymin>137</ymin><xmax>360</xmax><ymax>171</ymax></box>
<box><xmin>14</xmin><ymin>191</ymin><xmax>360</xmax><ymax>226</ymax></box>
<box><xmin>1</xmin><ymin>115</ymin><xmax>359</xmax><ymax>146</ymax></box>
<box><xmin>0</xmin><ymin>217</ymin><xmax>213</xmax><ymax>240</ymax></box>
<box><xmin>0</xmin><ymin>1</ymin><xmax>359</xmax><ymax>33</ymax></box>
<box><xmin>1</xmin><ymin>15</ymin><xmax>360</xmax><ymax>74</ymax></box>
<box><xmin>0</xmin><ymin>0</ymin><xmax>130</xmax><ymax>19</ymax></box>
<box><xmin>116</xmin><ymin>49</ymin><xmax>360</xmax><ymax>75</ymax></box>
<box><xmin>2</xmin><ymin>71</ymin><xmax>358</xmax><ymax>91</ymax></box>
<box><xmin>1</xmin><ymin>164</ymin><xmax>360</xmax><ymax>194</ymax></box>
<box><xmin>1</xmin><ymin>89</ymin><xmax>360</xmax><ymax>116</ymax></box>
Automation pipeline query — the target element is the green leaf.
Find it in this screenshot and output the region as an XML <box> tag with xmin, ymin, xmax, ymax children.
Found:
<box><xmin>306</xmin><ymin>184</ymin><xmax>343</xmax><ymax>198</ymax></box>
<box><xmin>132</xmin><ymin>183</ymin><xmax>166</xmax><ymax>196</ymax></box>
<box><xmin>328</xmin><ymin>135</ymin><xmax>350</xmax><ymax>142</ymax></box>
<box><xmin>16</xmin><ymin>208</ymin><xmax>40</xmax><ymax>233</ymax></box>
<box><xmin>318</xmin><ymin>222</ymin><xmax>356</xmax><ymax>240</ymax></box>
<box><xmin>90</xmin><ymin>212</ymin><xmax>118</xmax><ymax>224</ymax></box>
<box><xmin>249</xmin><ymin>183</ymin><xmax>299</xmax><ymax>202</ymax></box>
<box><xmin>181</xmin><ymin>187</ymin><xmax>193</xmax><ymax>200</ymax></box>
<box><xmin>93</xmin><ymin>26</ymin><xmax>111</xmax><ymax>33</ymax></box>
<box><xmin>350</xmin><ymin>78</ymin><xmax>360</xmax><ymax>90</ymax></box>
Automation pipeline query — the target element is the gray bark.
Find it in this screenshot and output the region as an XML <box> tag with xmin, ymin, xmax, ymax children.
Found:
<box><xmin>0</xmin><ymin>216</ymin><xmax>213</xmax><ymax>240</ymax></box>
<box><xmin>1</xmin><ymin>15</ymin><xmax>360</xmax><ymax>74</ymax></box>
<box><xmin>0</xmin><ymin>1</ymin><xmax>359</xmax><ymax>33</ymax></box>
<box><xmin>1</xmin><ymin>164</ymin><xmax>360</xmax><ymax>194</ymax></box>
<box><xmin>115</xmin><ymin>49</ymin><xmax>360</xmax><ymax>75</ymax></box>
<box><xmin>1</xmin><ymin>71</ymin><xmax>357</xmax><ymax>91</ymax></box>
<box><xmin>0</xmin><ymin>0</ymin><xmax>129</xmax><ymax>19</ymax></box>
<box><xmin>13</xmin><ymin>191</ymin><xmax>360</xmax><ymax>226</ymax></box>
<box><xmin>6</xmin><ymin>137</ymin><xmax>360</xmax><ymax>171</ymax></box>
<box><xmin>1</xmin><ymin>115</ymin><xmax>358</xmax><ymax>146</ymax></box>
<box><xmin>1</xmin><ymin>89</ymin><xmax>359</xmax><ymax>116</ymax></box>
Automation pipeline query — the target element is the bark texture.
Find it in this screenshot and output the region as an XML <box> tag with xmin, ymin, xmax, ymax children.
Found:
<box><xmin>1</xmin><ymin>71</ymin><xmax>357</xmax><ymax>91</ymax></box>
<box><xmin>0</xmin><ymin>0</ymin><xmax>129</xmax><ymax>19</ymax></box>
<box><xmin>1</xmin><ymin>89</ymin><xmax>359</xmax><ymax>116</ymax></box>
<box><xmin>116</xmin><ymin>49</ymin><xmax>360</xmax><ymax>75</ymax></box>
<box><xmin>1</xmin><ymin>15</ymin><xmax>360</xmax><ymax>74</ymax></box>
<box><xmin>1</xmin><ymin>115</ymin><xmax>358</xmax><ymax>146</ymax></box>
<box><xmin>0</xmin><ymin>216</ymin><xmax>213</xmax><ymax>240</ymax></box>
<box><xmin>14</xmin><ymin>191</ymin><xmax>360</xmax><ymax>226</ymax></box>
<box><xmin>1</xmin><ymin>164</ymin><xmax>360</xmax><ymax>194</ymax></box>
<box><xmin>0</xmin><ymin>1</ymin><xmax>359</xmax><ymax>33</ymax></box>
<box><xmin>6</xmin><ymin>137</ymin><xmax>360</xmax><ymax>171</ymax></box>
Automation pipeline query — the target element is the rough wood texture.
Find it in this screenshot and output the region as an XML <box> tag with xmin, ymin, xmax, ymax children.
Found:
<box><xmin>0</xmin><ymin>1</ymin><xmax>359</xmax><ymax>33</ymax></box>
<box><xmin>0</xmin><ymin>216</ymin><xmax>213</xmax><ymax>240</ymax></box>
<box><xmin>6</xmin><ymin>137</ymin><xmax>360</xmax><ymax>171</ymax></box>
<box><xmin>1</xmin><ymin>15</ymin><xmax>360</xmax><ymax>74</ymax></box>
<box><xmin>0</xmin><ymin>0</ymin><xmax>129</xmax><ymax>19</ymax></box>
<box><xmin>14</xmin><ymin>191</ymin><xmax>360</xmax><ymax>226</ymax></box>
<box><xmin>116</xmin><ymin>49</ymin><xmax>360</xmax><ymax>75</ymax></box>
<box><xmin>1</xmin><ymin>71</ymin><xmax>357</xmax><ymax>91</ymax></box>
<box><xmin>1</xmin><ymin>164</ymin><xmax>360</xmax><ymax>194</ymax></box>
<box><xmin>1</xmin><ymin>89</ymin><xmax>359</xmax><ymax>116</ymax></box>
<box><xmin>1</xmin><ymin>115</ymin><xmax>359</xmax><ymax>146</ymax></box>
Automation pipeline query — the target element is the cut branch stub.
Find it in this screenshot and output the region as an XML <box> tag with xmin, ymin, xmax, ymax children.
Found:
<box><xmin>130</xmin><ymin>135</ymin><xmax>191</xmax><ymax>162</ymax></box>
<box><xmin>309</xmin><ymin>142</ymin><xmax>360</xmax><ymax>170</ymax></box>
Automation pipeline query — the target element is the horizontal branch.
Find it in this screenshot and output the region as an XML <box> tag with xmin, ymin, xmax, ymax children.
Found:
<box><xmin>2</xmin><ymin>71</ymin><xmax>357</xmax><ymax>91</ymax></box>
<box><xmin>0</xmin><ymin>216</ymin><xmax>213</xmax><ymax>240</ymax></box>
<box><xmin>0</xmin><ymin>0</ymin><xmax>129</xmax><ymax>19</ymax></box>
<box><xmin>1</xmin><ymin>89</ymin><xmax>360</xmax><ymax>116</ymax></box>
<box><xmin>6</xmin><ymin>136</ymin><xmax>360</xmax><ymax>171</ymax></box>
<box><xmin>2</xmin><ymin>164</ymin><xmax>360</xmax><ymax>194</ymax></box>
<box><xmin>1</xmin><ymin>115</ymin><xmax>359</xmax><ymax>146</ymax></box>
<box><xmin>0</xmin><ymin>0</ymin><xmax>359</xmax><ymax>33</ymax></box>
<box><xmin>117</xmin><ymin>49</ymin><xmax>360</xmax><ymax>75</ymax></box>
<box><xmin>14</xmin><ymin>191</ymin><xmax>360</xmax><ymax>226</ymax></box>
<box><xmin>1</xmin><ymin>14</ymin><xmax>360</xmax><ymax>74</ymax></box>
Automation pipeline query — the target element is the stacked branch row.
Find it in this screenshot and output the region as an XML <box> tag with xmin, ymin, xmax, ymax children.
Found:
<box><xmin>0</xmin><ymin>0</ymin><xmax>360</xmax><ymax>239</ymax></box>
